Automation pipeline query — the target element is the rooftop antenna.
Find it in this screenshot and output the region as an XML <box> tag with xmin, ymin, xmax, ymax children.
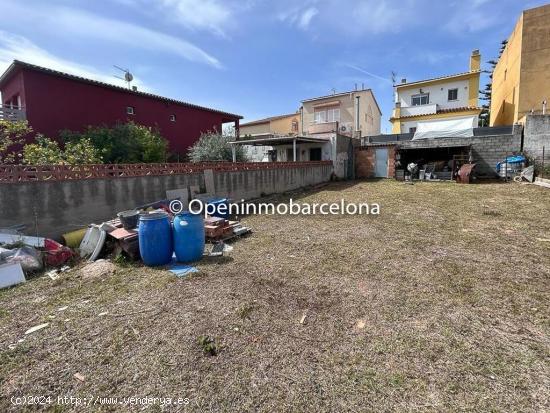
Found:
<box><xmin>113</xmin><ymin>65</ymin><xmax>134</xmax><ymax>89</ymax></box>
<box><xmin>331</xmin><ymin>87</ymin><xmax>336</xmax><ymax>95</ymax></box>
<box><xmin>391</xmin><ymin>71</ymin><xmax>397</xmax><ymax>86</ymax></box>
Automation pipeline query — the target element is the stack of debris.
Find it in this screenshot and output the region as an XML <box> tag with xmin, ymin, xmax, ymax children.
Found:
<box><xmin>205</xmin><ymin>216</ymin><xmax>251</xmax><ymax>242</ymax></box>
<box><xmin>0</xmin><ymin>229</ymin><xmax>74</xmax><ymax>289</ymax></box>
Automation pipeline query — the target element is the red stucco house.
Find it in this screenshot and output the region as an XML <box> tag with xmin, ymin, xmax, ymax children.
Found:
<box><xmin>0</xmin><ymin>60</ymin><xmax>241</xmax><ymax>159</ymax></box>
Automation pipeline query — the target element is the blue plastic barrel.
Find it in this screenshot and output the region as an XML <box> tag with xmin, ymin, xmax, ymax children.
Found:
<box><xmin>138</xmin><ymin>212</ymin><xmax>173</xmax><ymax>266</ymax></box>
<box><xmin>173</xmin><ymin>212</ymin><xmax>205</xmax><ymax>262</ymax></box>
<box><xmin>207</xmin><ymin>198</ymin><xmax>230</xmax><ymax>219</ymax></box>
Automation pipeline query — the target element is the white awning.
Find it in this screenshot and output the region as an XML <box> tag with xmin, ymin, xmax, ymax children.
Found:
<box><xmin>412</xmin><ymin>116</ymin><xmax>477</xmax><ymax>140</ymax></box>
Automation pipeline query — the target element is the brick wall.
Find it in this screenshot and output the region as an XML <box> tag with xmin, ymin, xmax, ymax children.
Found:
<box><xmin>355</xmin><ymin>145</ymin><xmax>396</xmax><ymax>178</ymax></box>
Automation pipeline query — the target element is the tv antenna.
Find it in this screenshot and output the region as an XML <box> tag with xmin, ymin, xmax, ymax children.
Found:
<box><xmin>113</xmin><ymin>65</ymin><xmax>134</xmax><ymax>89</ymax></box>
<box><xmin>391</xmin><ymin>71</ymin><xmax>397</xmax><ymax>86</ymax></box>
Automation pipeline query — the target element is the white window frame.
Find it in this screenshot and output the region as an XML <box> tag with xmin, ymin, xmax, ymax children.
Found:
<box><xmin>314</xmin><ymin>110</ymin><xmax>326</xmax><ymax>124</ymax></box>
<box><xmin>126</xmin><ymin>106</ymin><xmax>135</xmax><ymax>115</ymax></box>
<box><xmin>327</xmin><ymin>108</ymin><xmax>340</xmax><ymax>122</ymax></box>
<box><xmin>448</xmin><ymin>88</ymin><xmax>458</xmax><ymax>101</ymax></box>
<box><xmin>411</xmin><ymin>93</ymin><xmax>429</xmax><ymax>106</ymax></box>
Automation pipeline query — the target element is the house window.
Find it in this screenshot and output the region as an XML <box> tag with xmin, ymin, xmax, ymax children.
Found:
<box><xmin>314</xmin><ymin>110</ymin><xmax>326</xmax><ymax>124</ymax></box>
<box><xmin>314</xmin><ymin>107</ymin><xmax>340</xmax><ymax>123</ymax></box>
<box><xmin>327</xmin><ymin>108</ymin><xmax>340</xmax><ymax>122</ymax></box>
<box><xmin>126</xmin><ymin>106</ymin><xmax>135</xmax><ymax>115</ymax></box>
<box><xmin>170</xmin><ymin>114</ymin><xmax>176</xmax><ymax>122</ymax></box>
<box><xmin>448</xmin><ymin>88</ymin><xmax>458</xmax><ymax>101</ymax></box>
<box><xmin>411</xmin><ymin>93</ymin><xmax>429</xmax><ymax>106</ymax></box>
<box><xmin>409</xmin><ymin>127</ymin><xmax>417</xmax><ymax>133</ymax></box>
<box><xmin>291</xmin><ymin>120</ymin><xmax>298</xmax><ymax>132</ymax></box>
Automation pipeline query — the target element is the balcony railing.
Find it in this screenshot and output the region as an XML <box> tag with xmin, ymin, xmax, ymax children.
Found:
<box><xmin>399</xmin><ymin>103</ymin><xmax>438</xmax><ymax>117</ymax></box>
<box><xmin>308</xmin><ymin>121</ymin><xmax>339</xmax><ymax>135</ymax></box>
<box><xmin>307</xmin><ymin>121</ymin><xmax>358</xmax><ymax>137</ymax></box>
<box><xmin>0</xmin><ymin>105</ymin><xmax>26</xmax><ymax>121</ymax></box>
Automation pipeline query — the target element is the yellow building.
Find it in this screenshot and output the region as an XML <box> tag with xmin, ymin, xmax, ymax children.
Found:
<box><xmin>490</xmin><ymin>4</ymin><xmax>550</xmax><ymax>126</ymax></box>
<box><xmin>239</xmin><ymin>112</ymin><xmax>301</xmax><ymax>136</ymax></box>
<box><xmin>390</xmin><ymin>51</ymin><xmax>482</xmax><ymax>134</ymax></box>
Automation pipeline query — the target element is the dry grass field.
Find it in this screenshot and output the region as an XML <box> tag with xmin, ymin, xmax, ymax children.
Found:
<box><xmin>1</xmin><ymin>180</ymin><xmax>549</xmax><ymax>412</ymax></box>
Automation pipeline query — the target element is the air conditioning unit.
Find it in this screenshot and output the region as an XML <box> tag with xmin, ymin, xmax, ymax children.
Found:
<box><xmin>339</xmin><ymin>123</ymin><xmax>353</xmax><ymax>133</ymax></box>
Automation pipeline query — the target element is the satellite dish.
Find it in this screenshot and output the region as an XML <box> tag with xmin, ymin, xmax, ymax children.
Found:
<box><xmin>113</xmin><ymin>65</ymin><xmax>134</xmax><ymax>89</ymax></box>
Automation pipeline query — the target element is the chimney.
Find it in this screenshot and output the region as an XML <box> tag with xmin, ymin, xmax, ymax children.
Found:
<box><xmin>470</xmin><ymin>49</ymin><xmax>481</xmax><ymax>71</ymax></box>
<box><xmin>132</xmin><ymin>85</ymin><xmax>138</xmax><ymax>91</ymax></box>
<box><xmin>401</xmin><ymin>78</ymin><xmax>407</xmax><ymax>84</ymax></box>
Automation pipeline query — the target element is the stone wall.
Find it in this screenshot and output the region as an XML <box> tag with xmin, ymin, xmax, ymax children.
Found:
<box><xmin>0</xmin><ymin>163</ymin><xmax>333</xmax><ymax>239</ymax></box>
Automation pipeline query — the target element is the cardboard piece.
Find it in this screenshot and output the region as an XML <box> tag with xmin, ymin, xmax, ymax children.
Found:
<box><xmin>0</xmin><ymin>262</ymin><xmax>26</xmax><ymax>289</ymax></box>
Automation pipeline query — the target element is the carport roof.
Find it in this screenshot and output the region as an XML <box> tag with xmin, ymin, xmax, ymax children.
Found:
<box><xmin>231</xmin><ymin>135</ymin><xmax>329</xmax><ymax>146</ymax></box>
<box><xmin>398</xmin><ymin>142</ymin><xmax>472</xmax><ymax>149</ymax></box>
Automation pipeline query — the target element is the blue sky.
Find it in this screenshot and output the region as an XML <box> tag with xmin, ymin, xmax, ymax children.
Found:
<box><xmin>0</xmin><ymin>0</ymin><xmax>547</xmax><ymax>132</ymax></box>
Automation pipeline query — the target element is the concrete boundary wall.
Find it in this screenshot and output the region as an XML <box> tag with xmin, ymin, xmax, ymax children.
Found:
<box><xmin>524</xmin><ymin>114</ymin><xmax>550</xmax><ymax>161</ymax></box>
<box><xmin>0</xmin><ymin>163</ymin><xmax>333</xmax><ymax>239</ymax></box>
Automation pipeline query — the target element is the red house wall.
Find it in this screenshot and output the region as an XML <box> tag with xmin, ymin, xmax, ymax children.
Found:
<box><xmin>1</xmin><ymin>71</ymin><xmax>25</xmax><ymax>107</ymax></box>
<box><xmin>3</xmin><ymin>68</ymin><xmax>238</xmax><ymax>159</ymax></box>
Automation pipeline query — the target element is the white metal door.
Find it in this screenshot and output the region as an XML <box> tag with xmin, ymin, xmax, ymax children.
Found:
<box><xmin>374</xmin><ymin>148</ymin><xmax>388</xmax><ymax>177</ymax></box>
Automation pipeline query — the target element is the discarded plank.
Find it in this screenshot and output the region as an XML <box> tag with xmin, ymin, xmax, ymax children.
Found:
<box><xmin>25</xmin><ymin>323</ymin><xmax>49</xmax><ymax>335</ymax></box>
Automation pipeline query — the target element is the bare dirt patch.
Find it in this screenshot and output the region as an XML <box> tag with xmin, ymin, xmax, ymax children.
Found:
<box><xmin>0</xmin><ymin>180</ymin><xmax>549</xmax><ymax>412</ymax></box>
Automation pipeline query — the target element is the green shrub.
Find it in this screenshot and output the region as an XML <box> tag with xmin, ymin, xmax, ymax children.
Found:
<box><xmin>0</xmin><ymin>120</ymin><xmax>32</xmax><ymax>163</ymax></box>
<box><xmin>22</xmin><ymin>135</ymin><xmax>102</xmax><ymax>165</ymax></box>
<box><xmin>60</xmin><ymin>122</ymin><xmax>169</xmax><ymax>163</ymax></box>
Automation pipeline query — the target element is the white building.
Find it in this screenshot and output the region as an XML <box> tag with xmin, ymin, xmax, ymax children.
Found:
<box><xmin>390</xmin><ymin>50</ymin><xmax>482</xmax><ymax>136</ymax></box>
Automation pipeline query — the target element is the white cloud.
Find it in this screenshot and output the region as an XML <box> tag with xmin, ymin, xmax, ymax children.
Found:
<box><xmin>298</xmin><ymin>7</ymin><xmax>319</xmax><ymax>29</ymax></box>
<box><xmin>278</xmin><ymin>3</ymin><xmax>320</xmax><ymax>30</ymax></box>
<box><xmin>0</xmin><ymin>31</ymin><xmax>150</xmax><ymax>90</ymax></box>
<box><xmin>0</xmin><ymin>2</ymin><xmax>222</xmax><ymax>69</ymax></box>
<box><xmin>352</xmin><ymin>1</ymin><xmax>403</xmax><ymax>34</ymax></box>
<box><xmin>278</xmin><ymin>0</ymin><xmax>410</xmax><ymax>35</ymax></box>
<box><xmin>53</xmin><ymin>7</ymin><xmax>223</xmax><ymax>69</ymax></box>
<box><xmin>444</xmin><ymin>0</ymin><xmax>499</xmax><ymax>34</ymax></box>
<box><xmin>158</xmin><ymin>0</ymin><xmax>232</xmax><ymax>36</ymax></box>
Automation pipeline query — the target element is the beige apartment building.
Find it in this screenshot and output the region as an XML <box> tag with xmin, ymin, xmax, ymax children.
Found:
<box><xmin>233</xmin><ymin>88</ymin><xmax>382</xmax><ymax>178</ymax></box>
<box><xmin>491</xmin><ymin>4</ymin><xmax>550</xmax><ymax>126</ymax></box>
<box><xmin>240</xmin><ymin>112</ymin><xmax>301</xmax><ymax>136</ymax></box>
<box><xmin>301</xmin><ymin>88</ymin><xmax>381</xmax><ymax>138</ymax></box>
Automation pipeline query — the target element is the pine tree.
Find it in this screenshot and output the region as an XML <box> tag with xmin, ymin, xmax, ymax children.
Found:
<box><xmin>479</xmin><ymin>40</ymin><xmax>508</xmax><ymax>126</ymax></box>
